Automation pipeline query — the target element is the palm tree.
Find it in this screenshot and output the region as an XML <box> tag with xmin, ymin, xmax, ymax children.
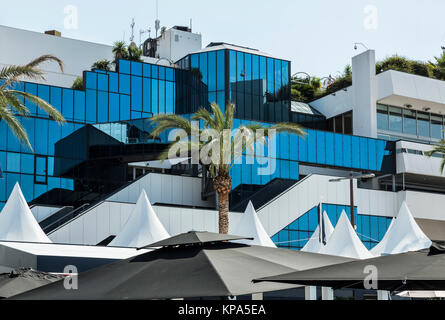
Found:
<box><xmin>92</xmin><ymin>59</ymin><xmax>112</xmax><ymax>71</ymax></box>
<box><xmin>127</xmin><ymin>43</ymin><xmax>143</xmax><ymax>62</ymax></box>
<box><xmin>428</xmin><ymin>52</ymin><xmax>445</xmax><ymax>80</ymax></box>
<box><xmin>425</xmin><ymin>140</ymin><xmax>445</xmax><ymax>173</ymax></box>
<box><xmin>0</xmin><ymin>55</ymin><xmax>65</xmax><ymax>150</ymax></box>
<box><xmin>150</xmin><ymin>103</ymin><xmax>305</xmax><ymax>234</ymax></box>
<box><xmin>112</xmin><ymin>41</ymin><xmax>128</xmax><ymax>66</ymax></box>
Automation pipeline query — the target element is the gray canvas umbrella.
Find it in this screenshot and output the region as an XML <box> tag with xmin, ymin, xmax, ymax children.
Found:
<box><xmin>255</xmin><ymin>242</ymin><xmax>445</xmax><ymax>292</ymax></box>
<box><xmin>12</xmin><ymin>232</ymin><xmax>349</xmax><ymax>300</ymax></box>
<box><xmin>0</xmin><ymin>269</ymin><xmax>61</xmax><ymax>298</ymax></box>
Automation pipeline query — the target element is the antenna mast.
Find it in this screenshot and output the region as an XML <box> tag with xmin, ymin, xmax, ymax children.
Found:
<box><xmin>155</xmin><ymin>0</ymin><xmax>160</xmax><ymax>37</ymax></box>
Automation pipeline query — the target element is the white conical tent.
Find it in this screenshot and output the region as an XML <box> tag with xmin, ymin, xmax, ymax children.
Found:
<box><xmin>301</xmin><ymin>211</ymin><xmax>334</xmax><ymax>253</ymax></box>
<box><xmin>109</xmin><ymin>190</ymin><xmax>169</xmax><ymax>248</ymax></box>
<box><xmin>319</xmin><ymin>211</ymin><xmax>374</xmax><ymax>259</ymax></box>
<box><xmin>371</xmin><ymin>202</ymin><xmax>432</xmax><ymax>256</ymax></box>
<box><xmin>233</xmin><ymin>201</ymin><xmax>276</xmax><ymax>247</ymax></box>
<box><xmin>0</xmin><ymin>183</ymin><xmax>51</xmax><ymax>243</ymax></box>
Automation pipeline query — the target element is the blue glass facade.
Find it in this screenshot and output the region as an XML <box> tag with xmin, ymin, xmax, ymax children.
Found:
<box><xmin>272</xmin><ymin>204</ymin><xmax>392</xmax><ymax>250</ymax></box>
<box><xmin>0</xmin><ymin>54</ymin><xmax>395</xmax><ymax>218</ymax></box>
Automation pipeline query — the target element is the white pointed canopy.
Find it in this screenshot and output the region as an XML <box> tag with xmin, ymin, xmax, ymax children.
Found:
<box><xmin>319</xmin><ymin>211</ymin><xmax>374</xmax><ymax>260</ymax></box>
<box><xmin>301</xmin><ymin>211</ymin><xmax>334</xmax><ymax>253</ymax></box>
<box><xmin>371</xmin><ymin>202</ymin><xmax>432</xmax><ymax>256</ymax></box>
<box><xmin>0</xmin><ymin>183</ymin><xmax>51</xmax><ymax>243</ymax></box>
<box><xmin>109</xmin><ymin>190</ymin><xmax>170</xmax><ymax>248</ymax></box>
<box><xmin>233</xmin><ymin>201</ymin><xmax>276</xmax><ymax>247</ymax></box>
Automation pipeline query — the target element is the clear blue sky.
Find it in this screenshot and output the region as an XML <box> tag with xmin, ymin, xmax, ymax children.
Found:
<box><xmin>2</xmin><ymin>0</ymin><xmax>445</xmax><ymax>76</ymax></box>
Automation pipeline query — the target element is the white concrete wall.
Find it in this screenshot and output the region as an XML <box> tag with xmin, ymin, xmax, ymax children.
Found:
<box><xmin>157</xmin><ymin>28</ymin><xmax>202</xmax><ymax>62</ymax></box>
<box><xmin>107</xmin><ymin>173</ymin><xmax>213</xmax><ymax>208</ymax></box>
<box><xmin>396</xmin><ymin>141</ymin><xmax>445</xmax><ymax>177</ymax></box>
<box><xmin>0</xmin><ymin>25</ymin><xmax>113</xmax><ymax>88</ymax></box>
<box><xmin>48</xmin><ymin>173</ymin><xmax>445</xmax><ymax>246</ymax></box>
<box><xmin>352</xmin><ymin>50</ymin><xmax>377</xmax><ymax>138</ymax></box>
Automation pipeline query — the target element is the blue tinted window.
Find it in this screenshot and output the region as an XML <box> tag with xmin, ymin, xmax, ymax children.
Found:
<box><xmin>131</xmin><ymin>61</ymin><xmax>142</xmax><ymax>76</ymax></box>
<box><xmin>109</xmin><ymin>93</ymin><xmax>120</xmax><ymax>122</ymax></box>
<box><xmin>120</xmin><ymin>95</ymin><xmax>130</xmax><ymax>120</ymax></box>
<box><xmin>200</xmin><ymin>52</ymin><xmax>208</xmax><ymax>85</ymax></box>
<box><xmin>85</xmin><ymin>72</ymin><xmax>97</xmax><ymax>90</ymax></box>
<box><xmin>143</xmin><ymin>78</ymin><xmax>151</xmax><ymax>113</ymax></box>
<box><xmin>152</xmin><ymin>79</ymin><xmax>158</xmax><ymax>113</ymax></box>
<box><xmin>49</xmin><ymin>87</ymin><xmax>61</xmax><ymax>116</ymax></box>
<box><xmin>35</xmin><ymin>119</ymin><xmax>48</xmax><ymax>154</ymax></box>
<box><xmin>208</xmin><ymin>51</ymin><xmax>216</xmax><ymax>91</ymax></box>
<box><xmin>316</xmin><ymin>131</ymin><xmax>326</xmax><ymax>164</ymax></box>
<box><xmin>217</xmin><ymin>50</ymin><xmax>225</xmax><ymax>91</ymax></box>
<box><xmin>62</xmin><ymin>89</ymin><xmax>74</xmax><ymax>120</ymax></box>
<box><xmin>7</xmin><ymin>152</ymin><xmax>20</xmax><ymax>172</ymax></box>
<box><xmin>74</xmin><ymin>91</ymin><xmax>85</xmax><ymax>121</ymax></box>
<box><xmin>119</xmin><ymin>60</ymin><xmax>131</xmax><ymax>74</ymax></box>
<box><xmin>159</xmin><ymin>81</ymin><xmax>165</xmax><ymax>114</ymax></box>
<box><xmin>97</xmin><ymin>73</ymin><xmax>108</xmax><ymax>92</ymax></box>
<box><xmin>86</xmin><ymin>89</ymin><xmax>97</xmax><ymax>123</ymax></box>
<box><xmin>166</xmin><ymin>68</ymin><xmax>174</xmax><ymax>82</ymax></box>
<box><xmin>151</xmin><ymin>65</ymin><xmax>159</xmax><ymax>79</ymax></box>
<box><xmin>48</xmin><ymin>121</ymin><xmax>61</xmax><ymax>155</ymax></box>
<box><xmin>37</xmin><ymin>85</ymin><xmax>50</xmax><ymax>117</ymax></box>
<box><xmin>131</xmin><ymin>76</ymin><xmax>142</xmax><ymax>111</ymax></box>
<box><xmin>98</xmin><ymin>91</ymin><xmax>108</xmax><ymax>123</ymax></box>
<box><xmin>359</xmin><ymin>138</ymin><xmax>368</xmax><ymax>169</ymax></box>
<box><xmin>325</xmin><ymin>132</ymin><xmax>335</xmax><ymax>165</ymax></box>
<box><xmin>166</xmin><ymin>82</ymin><xmax>174</xmax><ymax>114</ymax></box>
<box><xmin>351</xmin><ymin>136</ymin><xmax>360</xmax><ymax>168</ymax></box>
<box><xmin>109</xmin><ymin>73</ymin><xmax>119</xmax><ymax>92</ymax></box>
<box><xmin>119</xmin><ymin>74</ymin><xmax>130</xmax><ymax>94</ymax></box>
<box><xmin>143</xmin><ymin>64</ymin><xmax>151</xmax><ymax>78</ymax></box>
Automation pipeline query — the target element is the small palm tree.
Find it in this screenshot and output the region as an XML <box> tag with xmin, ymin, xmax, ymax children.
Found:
<box><xmin>425</xmin><ymin>140</ymin><xmax>445</xmax><ymax>173</ymax></box>
<box><xmin>0</xmin><ymin>55</ymin><xmax>66</xmax><ymax>150</ymax></box>
<box><xmin>92</xmin><ymin>59</ymin><xmax>112</xmax><ymax>71</ymax></box>
<box><xmin>127</xmin><ymin>44</ymin><xmax>143</xmax><ymax>62</ymax></box>
<box><xmin>151</xmin><ymin>103</ymin><xmax>305</xmax><ymax>234</ymax></box>
<box><xmin>112</xmin><ymin>41</ymin><xmax>128</xmax><ymax>65</ymax></box>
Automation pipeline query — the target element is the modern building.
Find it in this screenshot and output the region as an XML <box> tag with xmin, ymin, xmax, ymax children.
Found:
<box><xmin>1</xmin><ymin>25</ymin><xmax>445</xmax><ymax>255</ymax></box>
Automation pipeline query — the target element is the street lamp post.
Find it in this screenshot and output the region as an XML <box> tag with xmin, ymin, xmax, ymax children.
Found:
<box><xmin>329</xmin><ymin>172</ymin><xmax>376</xmax><ymax>228</ymax></box>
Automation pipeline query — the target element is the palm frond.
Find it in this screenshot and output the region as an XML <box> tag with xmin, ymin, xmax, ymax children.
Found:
<box><xmin>210</xmin><ymin>103</ymin><xmax>225</xmax><ymax>131</ymax></box>
<box><xmin>10</xmin><ymin>90</ymin><xmax>65</xmax><ymax>123</ymax></box>
<box><xmin>0</xmin><ymin>107</ymin><xmax>32</xmax><ymax>151</ymax></box>
<box><xmin>150</xmin><ymin>114</ymin><xmax>193</xmax><ymax>137</ymax></box>
<box><xmin>192</xmin><ymin>108</ymin><xmax>215</xmax><ymax>129</ymax></box>
<box><xmin>1</xmin><ymin>91</ymin><xmax>30</xmax><ymax>115</ymax></box>
<box><xmin>25</xmin><ymin>55</ymin><xmax>64</xmax><ymax>73</ymax></box>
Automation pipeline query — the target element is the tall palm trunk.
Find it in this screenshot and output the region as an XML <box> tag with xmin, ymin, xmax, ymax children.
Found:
<box><xmin>213</xmin><ymin>175</ymin><xmax>232</xmax><ymax>234</ymax></box>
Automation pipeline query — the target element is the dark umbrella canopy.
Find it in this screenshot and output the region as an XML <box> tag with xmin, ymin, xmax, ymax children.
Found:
<box><xmin>12</xmin><ymin>232</ymin><xmax>350</xmax><ymax>300</ymax></box>
<box><xmin>255</xmin><ymin>243</ymin><xmax>445</xmax><ymax>292</ymax></box>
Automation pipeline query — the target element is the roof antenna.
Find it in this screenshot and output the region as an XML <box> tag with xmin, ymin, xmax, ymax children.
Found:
<box><xmin>130</xmin><ymin>18</ymin><xmax>135</xmax><ymax>44</ymax></box>
<box><xmin>155</xmin><ymin>0</ymin><xmax>160</xmax><ymax>37</ymax></box>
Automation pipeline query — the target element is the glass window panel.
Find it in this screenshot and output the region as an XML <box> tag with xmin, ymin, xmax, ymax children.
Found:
<box><xmin>21</xmin><ymin>117</ymin><xmax>35</xmax><ymax>153</ymax></box>
<box><xmin>431</xmin><ymin>115</ymin><xmax>443</xmax><ymax>140</ymax></box>
<box><xmin>37</xmin><ymin>85</ymin><xmax>50</xmax><ymax>118</ymax></box>
<box><xmin>368</xmin><ymin>139</ymin><xmax>377</xmax><ymax>171</ymax></box>
<box><xmin>217</xmin><ymin>50</ymin><xmax>225</xmax><ymax>91</ymax></box>
<box><xmin>325</xmin><ymin>132</ymin><xmax>335</xmax><ymax>165</ymax></box>
<box><xmin>119</xmin><ymin>74</ymin><xmax>130</xmax><ymax>94</ymax></box>
<box><xmin>98</xmin><ymin>91</ymin><xmax>108</xmax><ymax>123</ymax></box>
<box><xmin>229</xmin><ymin>50</ymin><xmax>236</xmax><ymax>84</ymax></box>
<box><xmin>109</xmin><ymin>73</ymin><xmax>119</xmax><ymax>92</ymax></box>
<box><xmin>158</xmin><ymin>66</ymin><xmax>165</xmax><ymax>81</ymax></box>
<box><xmin>48</xmin><ymin>120</ymin><xmax>61</xmax><ymax>155</ymax></box>
<box><xmin>143</xmin><ymin>78</ymin><xmax>152</xmax><ymax>114</ymax></box>
<box><xmin>389</xmin><ymin>106</ymin><xmax>402</xmax><ymax>133</ymax></box>
<box><xmin>62</xmin><ymin>89</ymin><xmax>74</xmax><ymax>120</ymax></box>
<box><xmin>159</xmin><ymin>80</ymin><xmax>165</xmax><ymax>114</ymax></box>
<box><xmin>152</xmin><ymin>79</ymin><xmax>158</xmax><ymax>114</ymax></box>
<box><xmin>120</xmin><ymin>95</ymin><xmax>130</xmax><ymax>120</ymax></box>
<box><xmin>74</xmin><ymin>91</ymin><xmax>85</xmax><ymax>122</ymax></box>
<box><xmin>131</xmin><ymin>76</ymin><xmax>142</xmax><ymax>111</ymax></box>
<box><xmin>35</xmin><ymin>119</ymin><xmax>48</xmax><ymax>155</ymax></box>
<box><xmin>316</xmin><ymin>131</ymin><xmax>326</xmax><ymax>164</ymax></box>
<box><xmin>351</xmin><ymin>136</ymin><xmax>360</xmax><ymax>168</ymax></box>
<box><xmin>7</xmin><ymin>152</ymin><xmax>20</xmax><ymax>172</ymax></box>
<box><xmin>307</xmin><ymin>130</ymin><xmax>316</xmax><ymax>163</ymax></box>
<box><xmin>131</xmin><ymin>61</ymin><xmax>142</xmax><ymax>76</ymax></box>
<box><xmin>109</xmin><ymin>93</ymin><xmax>120</xmax><ymax>122</ymax></box>
<box><xmin>97</xmin><ymin>73</ymin><xmax>108</xmax><ymax>92</ymax></box>
<box><xmin>166</xmin><ymin>82</ymin><xmax>174</xmax><ymax>114</ymax></box>
<box><xmin>208</xmin><ymin>51</ymin><xmax>216</xmax><ymax>91</ymax></box>
<box><xmin>118</xmin><ymin>60</ymin><xmax>130</xmax><ymax>74</ymax></box>
<box><xmin>417</xmin><ymin>112</ymin><xmax>430</xmax><ymax>137</ymax></box>
<box><xmin>86</xmin><ymin>89</ymin><xmax>97</xmax><ymax>123</ymax></box>
<box><xmin>359</xmin><ymin>138</ymin><xmax>369</xmax><ymax>169</ymax></box>
<box><xmin>20</xmin><ymin>154</ymin><xmax>34</xmax><ymax>174</ymax></box>
<box><xmin>200</xmin><ymin>52</ymin><xmax>208</xmax><ymax>85</ymax></box>
<box><xmin>85</xmin><ymin>72</ymin><xmax>97</xmax><ymax>90</ymax></box>
<box><xmin>143</xmin><ymin>64</ymin><xmax>151</xmax><ymax>78</ymax></box>
<box><xmin>49</xmin><ymin>86</ymin><xmax>61</xmax><ymax>115</ymax></box>
<box><xmin>166</xmin><ymin>67</ymin><xmax>174</xmax><ymax>82</ymax></box>
<box><xmin>403</xmin><ymin>109</ymin><xmax>416</xmax><ymax>135</ymax></box>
